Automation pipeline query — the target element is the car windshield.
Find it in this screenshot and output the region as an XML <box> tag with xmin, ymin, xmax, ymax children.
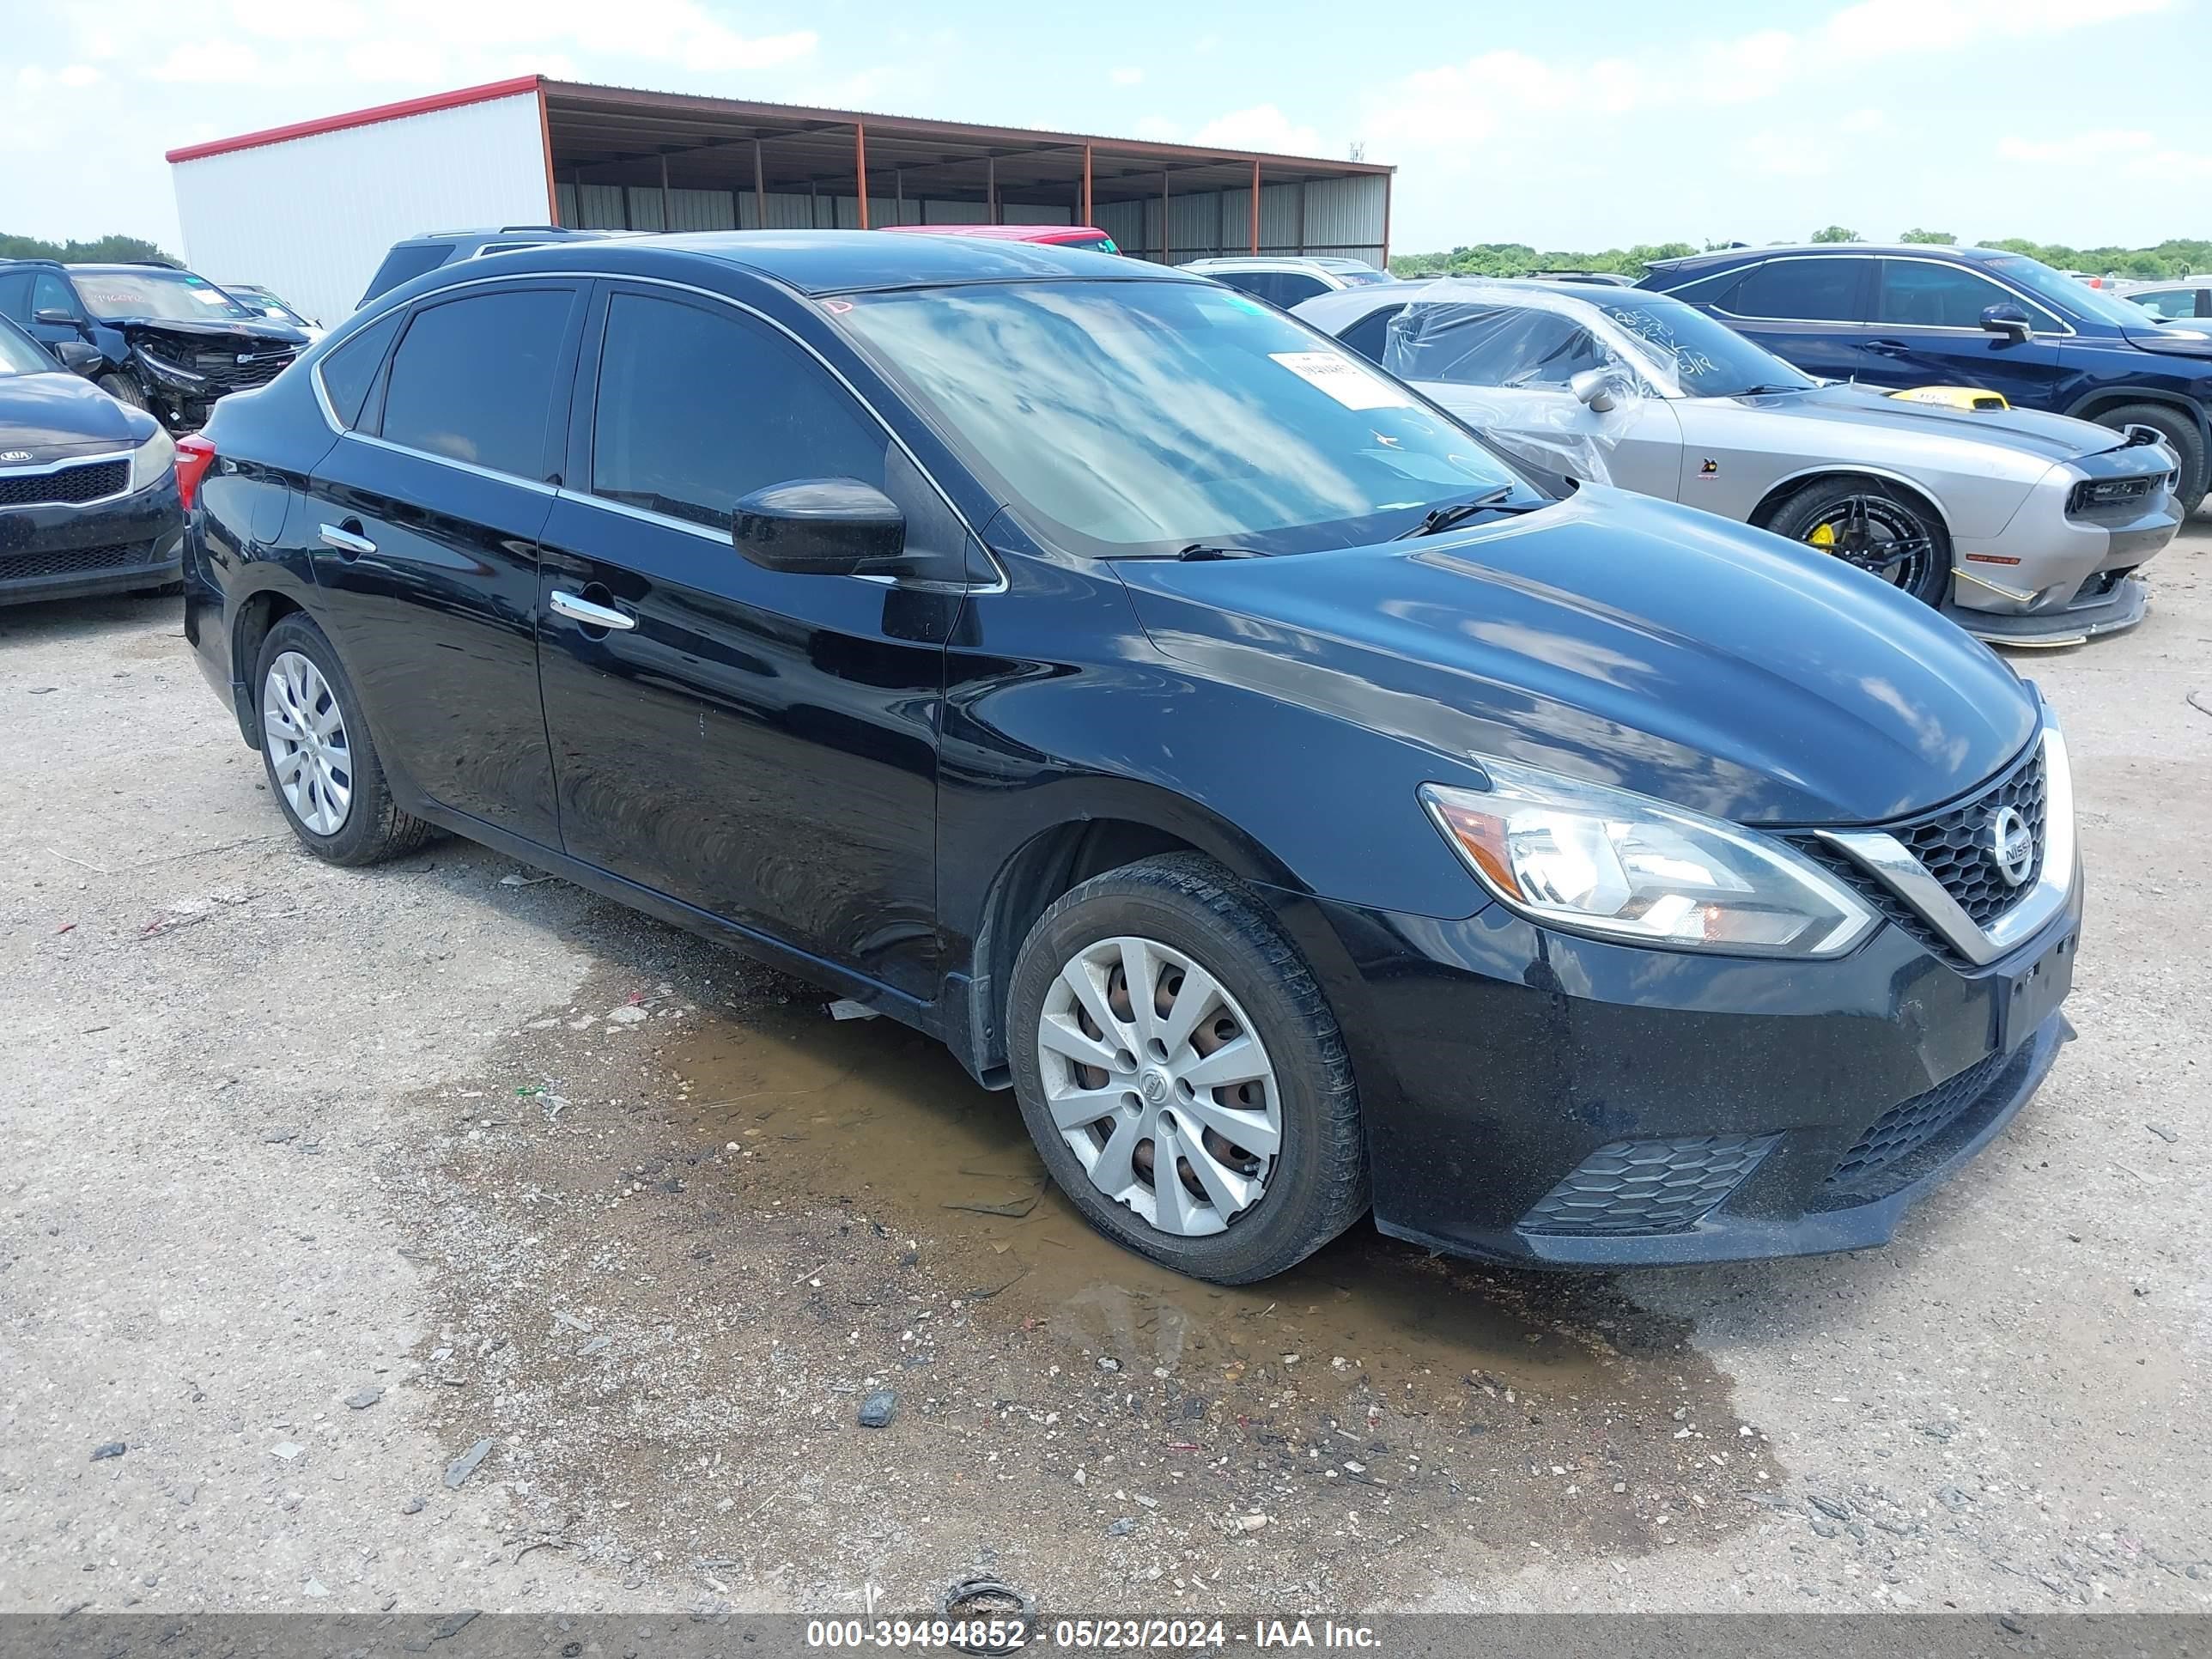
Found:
<box><xmin>1589</xmin><ymin>295</ymin><xmax>1815</xmax><ymax>397</ymax></box>
<box><xmin>75</xmin><ymin>270</ymin><xmax>256</xmax><ymax>323</ymax></box>
<box><xmin>1334</xmin><ymin>268</ymin><xmax>1395</xmax><ymax>287</ymax></box>
<box><xmin>1059</xmin><ymin>235</ymin><xmax>1120</xmax><ymax>254</ymax></box>
<box><xmin>230</xmin><ymin>286</ymin><xmax>309</xmax><ymax>326</ymax></box>
<box><xmin>1984</xmin><ymin>254</ymin><xmax>2161</xmax><ymax>329</ymax></box>
<box><xmin>0</xmin><ymin>319</ymin><xmax>55</xmax><ymax>376</ymax></box>
<box><xmin>831</xmin><ymin>278</ymin><xmax>1533</xmax><ymax>557</ymax></box>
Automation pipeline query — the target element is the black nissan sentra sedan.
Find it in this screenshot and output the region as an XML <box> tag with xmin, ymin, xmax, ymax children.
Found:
<box><xmin>0</xmin><ymin>313</ymin><xmax>183</xmax><ymax>605</ymax></box>
<box><xmin>180</xmin><ymin>234</ymin><xmax>2078</xmax><ymax>1283</ymax></box>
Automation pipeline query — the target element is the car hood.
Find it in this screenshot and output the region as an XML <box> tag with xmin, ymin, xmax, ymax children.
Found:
<box><xmin>1739</xmin><ymin>382</ymin><xmax>2126</xmax><ymax>462</ymax></box>
<box><xmin>0</xmin><ymin>369</ymin><xmax>157</xmax><ymax>460</ymax></box>
<box><xmin>115</xmin><ymin>316</ymin><xmax>309</xmax><ymax>354</ymax></box>
<box><xmin>1116</xmin><ymin>488</ymin><xmax>2037</xmax><ymax>827</ymax></box>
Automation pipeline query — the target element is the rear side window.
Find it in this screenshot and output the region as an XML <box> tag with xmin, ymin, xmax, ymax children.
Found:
<box><xmin>1209</xmin><ymin>270</ymin><xmax>1279</xmax><ymax>307</ymax></box>
<box><xmin>316</xmin><ymin>309</ymin><xmax>404</xmax><ymax>429</ymax></box>
<box><xmin>360</xmin><ymin>243</ymin><xmax>455</xmax><ymax>306</ymax></box>
<box><xmin>380</xmin><ymin>288</ymin><xmax>574</xmax><ymax>478</ymax></box>
<box><xmin>1730</xmin><ymin>258</ymin><xmax>1863</xmax><ymax>322</ymax></box>
<box><xmin>1337</xmin><ymin>303</ymin><xmax>1407</xmax><ymax>363</ymax></box>
<box><xmin>588</xmin><ymin>291</ymin><xmax>887</xmax><ymax>532</ymax></box>
<box><xmin>1272</xmin><ymin>273</ymin><xmax>1329</xmax><ymax>307</ymax></box>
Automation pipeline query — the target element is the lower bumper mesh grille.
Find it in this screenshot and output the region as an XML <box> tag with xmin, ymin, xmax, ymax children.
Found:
<box><xmin>1521</xmin><ymin>1133</ymin><xmax>1780</xmax><ymax>1237</ymax></box>
<box><xmin>1825</xmin><ymin>1050</ymin><xmax>2009</xmax><ymax>1198</ymax></box>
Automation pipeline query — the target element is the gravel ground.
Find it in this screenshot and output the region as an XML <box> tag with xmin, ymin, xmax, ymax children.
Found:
<box><xmin>2</xmin><ymin>527</ymin><xmax>2207</xmax><ymax>1620</ymax></box>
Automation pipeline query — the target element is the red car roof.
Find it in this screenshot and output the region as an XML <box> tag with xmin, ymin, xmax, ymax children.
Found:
<box><xmin>877</xmin><ymin>223</ymin><xmax>1111</xmax><ymax>244</ymax></box>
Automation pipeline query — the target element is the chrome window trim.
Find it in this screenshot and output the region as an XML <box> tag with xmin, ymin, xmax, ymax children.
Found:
<box><xmin>1704</xmin><ymin>252</ymin><xmax>2074</xmax><ymax>337</ymax></box>
<box><xmin>1817</xmin><ymin>713</ymin><xmax>2075</xmax><ymax>967</ymax></box>
<box><xmin>0</xmin><ymin>448</ymin><xmax>139</xmax><ymax>508</ymax></box>
<box><xmin>307</xmin><ymin>267</ymin><xmax>1004</xmax><ymax>592</ymax></box>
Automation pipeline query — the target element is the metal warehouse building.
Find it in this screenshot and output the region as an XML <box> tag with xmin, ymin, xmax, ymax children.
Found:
<box><xmin>167</xmin><ymin>76</ymin><xmax>1393</xmax><ymax>327</ymax></box>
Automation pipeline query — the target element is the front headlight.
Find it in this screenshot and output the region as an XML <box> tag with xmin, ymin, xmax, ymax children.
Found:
<box><xmin>129</xmin><ymin>425</ymin><xmax>175</xmax><ymax>493</ymax></box>
<box><xmin>1421</xmin><ymin>759</ymin><xmax>1876</xmax><ymax>957</ymax></box>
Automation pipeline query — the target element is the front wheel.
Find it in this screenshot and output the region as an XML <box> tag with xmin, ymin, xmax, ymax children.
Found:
<box><xmin>95</xmin><ymin>372</ymin><xmax>149</xmax><ymax>412</ymax></box>
<box><xmin>2094</xmin><ymin>402</ymin><xmax>2204</xmax><ymax>518</ymax></box>
<box><xmin>1768</xmin><ymin>477</ymin><xmax>1953</xmax><ymax>607</ymax></box>
<box><xmin>253</xmin><ymin>614</ymin><xmax>435</xmax><ymax>866</ymax></box>
<box><xmin>1006</xmin><ymin>854</ymin><xmax>1368</xmax><ymax>1284</ymax></box>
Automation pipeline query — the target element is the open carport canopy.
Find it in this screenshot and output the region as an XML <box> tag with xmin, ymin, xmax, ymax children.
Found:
<box><xmin>538</xmin><ymin>80</ymin><xmax>1395</xmax><ymax>264</ymax></box>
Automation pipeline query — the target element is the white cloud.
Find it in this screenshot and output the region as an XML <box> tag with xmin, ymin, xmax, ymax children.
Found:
<box><xmin>1193</xmin><ymin>105</ymin><xmax>1323</xmax><ymax>157</ymax></box>
<box><xmin>1110</xmin><ymin>67</ymin><xmax>1144</xmax><ymax>87</ymax></box>
<box><xmin>1823</xmin><ymin>0</ymin><xmax>2169</xmax><ymax>53</ymax></box>
<box><xmin>1997</xmin><ymin>129</ymin><xmax>2156</xmax><ymax>162</ymax></box>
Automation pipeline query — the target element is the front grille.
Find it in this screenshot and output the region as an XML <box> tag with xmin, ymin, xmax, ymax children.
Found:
<box><xmin>0</xmin><ymin>542</ymin><xmax>157</xmax><ymax>580</ymax></box>
<box><xmin>1790</xmin><ymin>740</ymin><xmax>2047</xmax><ymax>957</ymax></box>
<box><xmin>1825</xmin><ymin>1049</ymin><xmax>2008</xmax><ymax>1197</ymax></box>
<box><xmin>0</xmin><ymin>458</ymin><xmax>128</xmax><ymax>507</ymax></box>
<box><xmin>198</xmin><ymin>350</ymin><xmax>295</xmax><ymax>393</ymax></box>
<box><xmin>1520</xmin><ymin>1133</ymin><xmax>1780</xmax><ymax>1236</ymax></box>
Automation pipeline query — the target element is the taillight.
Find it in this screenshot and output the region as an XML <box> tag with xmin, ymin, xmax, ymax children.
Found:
<box><xmin>175</xmin><ymin>434</ymin><xmax>217</xmax><ymax>512</ymax></box>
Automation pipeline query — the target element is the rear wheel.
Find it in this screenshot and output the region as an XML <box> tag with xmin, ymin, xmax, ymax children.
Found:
<box><xmin>2094</xmin><ymin>402</ymin><xmax>2203</xmax><ymax>517</ymax></box>
<box><xmin>253</xmin><ymin>614</ymin><xmax>434</xmax><ymax>866</ymax></box>
<box><xmin>1769</xmin><ymin>477</ymin><xmax>1952</xmax><ymax>607</ymax></box>
<box><xmin>1006</xmin><ymin>854</ymin><xmax>1367</xmax><ymax>1284</ymax></box>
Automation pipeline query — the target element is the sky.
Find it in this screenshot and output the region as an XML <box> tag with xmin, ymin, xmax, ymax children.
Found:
<box><xmin>3</xmin><ymin>0</ymin><xmax>2207</xmax><ymax>258</ymax></box>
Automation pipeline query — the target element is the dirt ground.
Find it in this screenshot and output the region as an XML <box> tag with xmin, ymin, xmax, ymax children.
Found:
<box><xmin>3</xmin><ymin>526</ymin><xmax>2208</xmax><ymax>1621</ymax></box>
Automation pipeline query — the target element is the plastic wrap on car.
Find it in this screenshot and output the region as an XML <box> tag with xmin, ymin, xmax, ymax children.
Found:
<box><xmin>1377</xmin><ymin>279</ymin><xmax>1712</xmax><ymax>486</ymax></box>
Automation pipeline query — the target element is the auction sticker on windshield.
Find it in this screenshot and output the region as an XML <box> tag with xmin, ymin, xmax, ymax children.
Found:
<box><xmin>1269</xmin><ymin>350</ymin><xmax>1413</xmax><ymax>411</ymax></box>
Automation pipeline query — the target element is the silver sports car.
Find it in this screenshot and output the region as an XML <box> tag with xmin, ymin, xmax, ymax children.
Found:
<box><xmin>1296</xmin><ymin>279</ymin><xmax>2181</xmax><ymax>646</ymax></box>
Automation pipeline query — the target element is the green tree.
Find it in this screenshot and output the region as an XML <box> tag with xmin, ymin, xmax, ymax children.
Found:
<box><xmin>0</xmin><ymin>231</ymin><xmax>178</xmax><ymax>264</ymax></box>
<box><xmin>1899</xmin><ymin>228</ymin><xmax>1954</xmax><ymax>244</ymax></box>
<box><xmin>1809</xmin><ymin>225</ymin><xmax>1861</xmax><ymax>244</ymax></box>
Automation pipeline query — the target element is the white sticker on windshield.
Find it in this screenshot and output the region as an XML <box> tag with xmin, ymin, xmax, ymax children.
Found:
<box><xmin>1268</xmin><ymin>351</ymin><xmax>1413</xmax><ymax>410</ymax></box>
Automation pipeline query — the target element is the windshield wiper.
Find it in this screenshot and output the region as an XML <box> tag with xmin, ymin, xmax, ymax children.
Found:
<box><xmin>1173</xmin><ymin>544</ymin><xmax>1270</xmax><ymax>561</ymax></box>
<box><xmin>1730</xmin><ymin>384</ymin><xmax>1808</xmax><ymax>397</ymax></box>
<box><xmin>1392</xmin><ymin>485</ymin><xmax>1522</xmax><ymax>540</ymax></box>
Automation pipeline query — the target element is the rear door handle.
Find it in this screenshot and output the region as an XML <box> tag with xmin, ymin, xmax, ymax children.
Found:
<box><xmin>318</xmin><ymin>522</ymin><xmax>375</xmax><ymax>557</ymax></box>
<box><xmin>549</xmin><ymin>589</ymin><xmax>637</xmax><ymax>631</ymax></box>
<box><xmin>1866</xmin><ymin>339</ymin><xmax>1911</xmax><ymax>357</ymax></box>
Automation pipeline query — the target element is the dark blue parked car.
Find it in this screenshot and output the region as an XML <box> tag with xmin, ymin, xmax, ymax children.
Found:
<box><xmin>1639</xmin><ymin>244</ymin><xmax>2211</xmax><ymax>514</ymax></box>
<box><xmin>182</xmin><ymin>232</ymin><xmax>2078</xmax><ymax>1281</ymax></box>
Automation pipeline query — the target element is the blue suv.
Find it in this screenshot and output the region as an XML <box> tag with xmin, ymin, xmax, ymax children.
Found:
<box><xmin>1639</xmin><ymin>245</ymin><xmax>2210</xmax><ymax>514</ymax></box>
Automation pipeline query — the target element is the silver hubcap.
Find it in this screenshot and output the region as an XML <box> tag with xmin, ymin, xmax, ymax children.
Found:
<box><xmin>262</xmin><ymin>650</ymin><xmax>353</xmax><ymax>836</ymax></box>
<box><xmin>1036</xmin><ymin>935</ymin><xmax>1281</xmax><ymax>1237</ymax></box>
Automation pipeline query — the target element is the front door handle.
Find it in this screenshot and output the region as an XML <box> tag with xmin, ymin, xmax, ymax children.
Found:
<box><xmin>1865</xmin><ymin>339</ymin><xmax>1911</xmax><ymax>357</ymax></box>
<box><xmin>318</xmin><ymin>522</ymin><xmax>375</xmax><ymax>558</ymax></box>
<box><xmin>549</xmin><ymin>589</ymin><xmax>636</xmax><ymax>632</ymax></box>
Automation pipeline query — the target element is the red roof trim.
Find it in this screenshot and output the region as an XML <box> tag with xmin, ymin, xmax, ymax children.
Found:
<box><xmin>165</xmin><ymin>75</ymin><xmax>544</xmax><ymax>164</ymax></box>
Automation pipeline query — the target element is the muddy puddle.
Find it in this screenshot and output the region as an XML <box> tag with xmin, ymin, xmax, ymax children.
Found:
<box><xmin>400</xmin><ymin>954</ymin><xmax>1772</xmax><ymax>1613</ymax></box>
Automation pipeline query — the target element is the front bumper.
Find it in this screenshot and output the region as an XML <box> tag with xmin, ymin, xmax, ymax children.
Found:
<box><xmin>0</xmin><ymin>480</ymin><xmax>184</xmax><ymax>607</ymax></box>
<box><xmin>1280</xmin><ymin>873</ymin><xmax>2080</xmax><ymax>1269</ymax></box>
<box><xmin>1949</xmin><ymin>447</ymin><xmax>2178</xmax><ymax>641</ymax></box>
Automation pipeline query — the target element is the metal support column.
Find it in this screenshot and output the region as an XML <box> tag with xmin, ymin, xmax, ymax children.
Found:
<box><xmin>855</xmin><ymin>123</ymin><xmax>869</xmax><ymax>229</ymax></box>
<box><xmin>1159</xmin><ymin>168</ymin><xmax>1169</xmax><ymax>264</ymax></box>
<box><xmin>1082</xmin><ymin>143</ymin><xmax>1092</xmax><ymax>227</ymax></box>
<box><xmin>1249</xmin><ymin>159</ymin><xmax>1261</xmax><ymax>254</ymax></box>
<box><xmin>752</xmin><ymin>138</ymin><xmax>766</xmax><ymax>229</ymax></box>
<box><xmin>659</xmin><ymin>153</ymin><xmax>671</xmax><ymax>232</ymax></box>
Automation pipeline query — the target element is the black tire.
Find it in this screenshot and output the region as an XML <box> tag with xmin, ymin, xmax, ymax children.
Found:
<box><xmin>1006</xmin><ymin>853</ymin><xmax>1367</xmax><ymax>1284</ymax></box>
<box><xmin>1768</xmin><ymin>476</ymin><xmax>1952</xmax><ymax>607</ymax></box>
<box><xmin>95</xmin><ymin>372</ymin><xmax>149</xmax><ymax>412</ymax></box>
<box><xmin>2094</xmin><ymin>402</ymin><xmax>2204</xmax><ymax>517</ymax></box>
<box><xmin>252</xmin><ymin>613</ymin><xmax>435</xmax><ymax>866</ymax></box>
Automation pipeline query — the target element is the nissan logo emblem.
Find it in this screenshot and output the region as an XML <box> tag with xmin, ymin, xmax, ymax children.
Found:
<box><xmin>1989</xmin><ymin>806</ymin><xmax>2034</xmax><ymax>888</ymax></box>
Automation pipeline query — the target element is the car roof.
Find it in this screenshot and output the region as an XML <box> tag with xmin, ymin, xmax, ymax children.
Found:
<box><xmin>514</xmin><ymin>229</ymin><xmax>1194</xmax><ymax>295</ymax></box>
<box><xmin>876</xmin><ymin>223</ymin><xmax>1109</xmax><ymax>242</ymax></box>
<box><xmin>1648</xmin><ymin>242</ymin><xmax>2008</xmax><ymax>270</ymax></box>
<box><xmin>1185</xmin><ymin>255</ymin><xmax>1373</xmax><ymax>272</ymax></box>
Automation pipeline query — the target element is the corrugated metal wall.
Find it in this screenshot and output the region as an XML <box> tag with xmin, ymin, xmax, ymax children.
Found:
<box><xmin>170</xmin><ymin>91</ymin><xmax>549</xmax><ymax>326</ymax></box>
<box><xmin>1089</xmin><ymin>175</ymin><xmax>1385</xmax><ymax>266</ymax></box>
<box><xmin>556</xmin><ymin>185</ymin><xmax>1073</xmax><ymax>233</ymax></box>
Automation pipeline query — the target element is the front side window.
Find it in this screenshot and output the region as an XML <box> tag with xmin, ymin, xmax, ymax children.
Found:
<box><xmin>0</xmin><ymin>273</ymin><xmax>31</xmax><ymax>324</ymax></box>
<box><xmin>1386</xmin><ymin>304</ymin><xmax>1610</xmax><ymax>390</ymax></box>
<box><xmin>833</xmin><ymin>277</ymin><xmax>1528</xmax><ymax>558</ymax></box>
<box><xmin>1878</xmin><ymin>260</ymin><xmax>2033</xmax><ymax>329</ymax></box>
<box><xmin>1273</xmin><ymin>273</ymin><xmax>1329</xmax><ymax>307</ymax></box>
<box><xmin>73</xmin><ymin>270</ymin><xmax>253</xmax><ymax>323</ymax></box>
<box><xmin>0</xmin><ymin>318</ymin><xmax>55</xmax><ymax>376</ymax></box>
<box><xmin>1729</xmin><ymin>258</ymin><xmax>1863</xmax><ymax>322</ymax></box>
<box><xmin>33</xmin><ymin>272</ymin><xmax>77</xmax><ymax>319</ymax></box>
<box><xmin>379</xmin><ymin>287</ymin><xmax>574</xmax><ymax>477</ymax></box>
<box><xmin>590</xmin><ymin>291</ymin><xmax>888</xmax><ymax>532</ymax></box>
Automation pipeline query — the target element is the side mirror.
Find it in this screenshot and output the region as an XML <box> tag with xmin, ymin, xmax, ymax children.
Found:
<box><xmin>1981</xmin><ymin>303</ymin><xmax>2033</xmax><ymax>343</ymax></box>
<box><xmin>734</xmin><ymin>477</ymin><xmax>907</xmax><ymax>577</ymax></box>
<box><xmin>33</xmin><ymin>307</ymin><xmax>77</xmax><ymax>328</ymax></box>
<box><xmin>1569</xmin><ymin>367</ymin><xmax>1623</xmax><ymax>412</ymax></box>
<box><xmin>51</xmin><ymin>340</ymin><xmax>100</xmax><ymax>376</ymax></box>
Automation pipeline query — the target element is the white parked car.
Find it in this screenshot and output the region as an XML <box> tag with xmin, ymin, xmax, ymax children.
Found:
<box><xmin>1179</xmin><ymin>256</ymin><xmax>1392</xmax><ymax>310</ymax></box>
